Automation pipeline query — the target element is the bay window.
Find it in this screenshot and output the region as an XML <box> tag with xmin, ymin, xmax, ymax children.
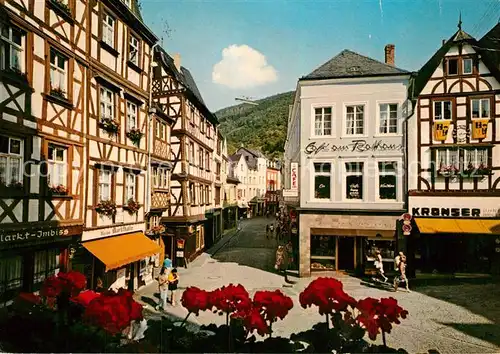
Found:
<box><xmin>47</xmin><ymin>144</ymin><xmax>67</xmax><ymax>187</ymax></box>
<box><xmin>434</xmin><ymin>101</ymin><xmax>452</xmax><ymax>120</ymax></box>
<box><xmin>0</xmin><ymin>24</ymin><xmax>23</xmax><ymax>72</ymax></box>
<box><xmin>98</xmin><ymin>169</ymin><xmax>112</xmax><ymax>200</ymax></box>
<box><xmin>313</xmin><ymin>162</ymin><xmax>331</xmax><ymax>199</ymax></box>
<box><xmin>378</xmin><ymin>162</ymin><xmax>397</xmax><ymax>200</ymax></box>
<box><xmin>471</xmin><ymin>98</ymin><xmax>490</xmax><ymax>119</ymax></box>
<box><xmin>0</xmin><ymin>135</ymin><xmax>23</xmax><ymax>185</ymax></box>
<box><xmin>314</xmin><ymin>107</ymin><xmax>332</xmax><ymax>136</ymax></box>
<box><xmin>345</xmin><ymin>105</ymin><xmax>364</xmax><ymax>135</ymax></box>
<box><xmin>345</xmin><ymin>162</ymin><xmax>364</xmax><ymax>200</ymax></box>
<box><xmin>379</xmin><ymin>103</ymin><xmax>398</xmax><ymax>134</ymax></box>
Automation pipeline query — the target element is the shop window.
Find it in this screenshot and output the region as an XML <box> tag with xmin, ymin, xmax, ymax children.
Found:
<box><xmin>378</xmin><ymin>162</ymin><xmax>397</xmax><ymax>200</ymax></box>
<box><xmin>0</xmin><ymin>256</ymin><xmax>23</xmax><ymax>296</ymax></box>
<box><xmin>364</xmin><ymin>239</ymin><xmax>395</xmax><ymax>263</ymax></box>
<box><xmin>33</xmin><ymin>249</ymin><xmax>59</xmax><ymax>287</ymax></box>
<box><xmin>345</xmin><ymin>162</ymin><xmax>364</xmax><ymax>200</ymax></box>
<box><xmin>310</xmin><ymin>235</ymin><xmax>335</xmax><ymax>271</ymax></box>
<box><xmin>471</xmin><ymin>98</ymin><xmax>490</xmax><ymax>119</ymax></box>
<box><xmin>48</xmin><ymin>144</ymin><xmax>67</xmax><ymax>188</ymax></box>
<box><xmin>0</xmin><ymin>135</ymin><xmax>23</xmax><ymax>185</ymax></box>
<box><xmin>313</xmin><ymin>162</ymin><xmax>331</xmax><ymax>199</ymax></box>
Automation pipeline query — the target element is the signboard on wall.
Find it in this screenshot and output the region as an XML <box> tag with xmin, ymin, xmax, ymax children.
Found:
<box><xmin>291</xmin><ymin>163</ymin><xmax>298</xmax><ymax>191</ymax></box>
<box><xmin>409</xmin><ymin>196</ymin><xmax>500</xmax><ymax>218</ymax></box>
<box><xmin>0</xmin><ymin>225</ymin><xmax>82</xmax><ymax>249</ymax></box>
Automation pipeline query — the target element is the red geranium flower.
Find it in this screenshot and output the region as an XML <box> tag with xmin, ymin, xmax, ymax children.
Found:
<box><xmin>71</xmin><ymin>290</ymin><xmax>101</xmax><ymax>307</ymax></box>
<box><xmin>210</xmin><ymin>284</ymin><xmax>252</xmax><ymax>315</ymax></box>
<box><xmin>241</xmin><ymin>306</ymin><xmax>270</xmax><ymax>336</ymax></box>
<box><xmin>17</xmin><ymin>292</ymin><xmax>42</xmax><ymax>305</ymax></box>
<box><xmin>253</xmin><ymin>290</ymin><xmax>293</xmax><ymax>323</ymax></box>
<box><xmin>299</xmin><ymin>277</ymin><xmax>357</xmax><ymax>315</ymax></box>
<box><xmin>40</xmin><ymin>275</ymin><xmax>63</xmax><ymax>298</ymax></box>
<box><xmin>181</xmin><ymin>287</ymin><xmax>212</xmax><ymax>315</ymax></box>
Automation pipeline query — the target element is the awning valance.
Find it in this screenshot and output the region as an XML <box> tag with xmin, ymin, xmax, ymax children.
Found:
<box><xmin>83</xmin><ymin>232</ymin><xmax>161</xmax><ymax>271</ymax></box>
<box><xmin>415</xmin><ymin>218</ymin><xmax>500</xmax><ymax>235</ymax></box>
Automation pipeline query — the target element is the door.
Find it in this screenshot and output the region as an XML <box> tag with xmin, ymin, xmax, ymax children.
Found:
<box><xmin>338</xmin><ymin>236</ymin><xmax>355</xmax><ymax>270</ymax></box>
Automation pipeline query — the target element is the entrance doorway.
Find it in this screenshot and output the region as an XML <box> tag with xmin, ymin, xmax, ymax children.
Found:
<box><xmin>338</xmin><ymin>236</ymin><xmax>355</xmax><ymax>270</ymax></box>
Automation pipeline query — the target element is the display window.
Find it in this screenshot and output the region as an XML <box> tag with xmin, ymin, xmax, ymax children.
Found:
<box><xmin>364</xmin><ymin>239</ymin><xmax>395</xmax><ymax>262</ymax></box>
<box><xmin>310</xmin><ymin>235</ymin><xmax>336</xmax><ymax>271</ymax></box>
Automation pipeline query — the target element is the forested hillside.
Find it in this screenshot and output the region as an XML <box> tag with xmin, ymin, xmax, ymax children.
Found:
<box><xmin>215</xmin><ymin>91</ymin><xmax>294</xmax><ymax>158</ymax></box>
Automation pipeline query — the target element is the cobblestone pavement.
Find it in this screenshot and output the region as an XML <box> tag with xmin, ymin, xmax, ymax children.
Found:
<box><xmin>135</xmin><ymin>217</ymin><xmax>500</xmax><ymax>353</ymax></box>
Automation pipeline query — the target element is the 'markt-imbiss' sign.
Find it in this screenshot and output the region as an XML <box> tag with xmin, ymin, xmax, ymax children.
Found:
<box><xmin>409</xmin><ymin>196</ymin><xmax>499</xmax><ymax>218</ymax></box>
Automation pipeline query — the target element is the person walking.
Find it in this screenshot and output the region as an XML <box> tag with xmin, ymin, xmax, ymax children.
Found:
<box><xmin>374</xmin><ymin>250</ymin><xmax>388</xmax><ymax>282</ymax></box>
<box><xmin>163</xmin><ymin>255</ymin><xmax>172</xmax><ymax>274</ymax></box>
<box><xmin>269</xmin><ymin>223</ymin><xmax>274</xmax><ymax>239</ymax></box>
<box><xmin>394</xmin><ymin>255</ymin><xmax>410</xmax><ymax>292</ymax></box>
<box><xmin>156</xmin><ymin>267</ymin><xmax>169</xmax><ymax>311</ymax></box>
<box><xmin>168</xmin><ymin>268</ymin><xmax>179</xmax><ymax>306</ymax></box>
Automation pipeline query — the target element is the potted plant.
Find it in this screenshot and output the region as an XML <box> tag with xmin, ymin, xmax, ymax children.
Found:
<box><xmin>95</xmin><ymin>200</ymin><xmax>117</xmax><ymax>217</ymax></box>
<box><xmin>99</xmin><ymin>117</ymin><xmax>120</xmax><ymax>135</ymax></box>
<box><xmin>50</xmin><ymin>87</ymin><xmax>66</xmax><ymax>99</ymax></box>
<box><xmin>49</xmin><ymin>184</ymin><xmax>68</xmax><ymax>195</ymax></box>
<box><xmin>126</xmin><ymin>128</ymin><xmax>143</xmax><ymax>146</ymax></box>
<box><xmin>124</xmin><ymin>198</ymin><xmax>140</xmax><ymax>214</ymax></box>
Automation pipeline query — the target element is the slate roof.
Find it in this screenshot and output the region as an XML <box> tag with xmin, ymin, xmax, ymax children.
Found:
<box><xmin>409</xmin><ymin>27</ymin><xmax>500</xmax><ymax>99</ymax></box>
<box><xmin>479</xmin><ymin>23</ymin><xmax>500</xmax><ymax>80</ymax></box>
<box><xmin>239</xmin><ymin>147</ymin><xmax>265</xmax><ymax>158</ymax></box>
<box><xmin>229</xmin><ymin>154</ymin><xmax>242</xmax><ymax>162</ymax></box>
<box><xmin>155</xmin><ymin>47</ymin><xmax>218</xmax><ymax>125</ymax></box>
<box><xmin>301</xmin><ymin>49</ymin><xmax>409</xmax><ymax>80</ymax></box>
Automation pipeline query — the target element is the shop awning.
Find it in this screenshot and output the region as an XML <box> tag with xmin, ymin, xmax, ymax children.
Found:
<box><xmin>83</xmin><ymin>232</ymin><xmax>161</xmax><ymax>271</ymax></box>
<box><xmin>415</xmin><ymin>218</ymin><xmax>500</xmax><ymax>235</ymax></box>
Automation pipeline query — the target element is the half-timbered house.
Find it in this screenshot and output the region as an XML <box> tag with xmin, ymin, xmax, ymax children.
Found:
<box><xmin>0</xmin><ymin>0</ymin><xmax>85</xmax><ymax>304</ymax></box>
<box><xmin>72</xmin><ymin>0</ymin><xmax>161</xmax><ymax>291</ymax></box>
<box><xmin>152</xmin><ymin>47</ymin><xmax>218</xmax><ymax>265</ymax></box>
<box><xmin>407</xmin><ymin>22</ymin><xmax>500</xmax><ymax>274</ymax></box>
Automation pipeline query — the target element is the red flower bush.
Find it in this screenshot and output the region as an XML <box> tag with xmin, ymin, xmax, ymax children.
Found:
<box><xmin>299</xmin><ymin>277</ymin><xmax>357</xmax><ymax>315</ymax></box>
<box><xmin>253</xmin><ymin>290</ymin><xmax>293</xmax><ymax>323</ymax></box>
<box><xmin>356</xmin><ymin>297</ymin><xmax>408</xmax><ymax>341</ymax></box>
<box><xmin>71</xmin><ymin>290</ymin><xmax>101</xmax><ymax>307</ymax></box>
<box><xmin>40</xmin><ymin>271</ymin><xmax>87</xmax><ymax>299</ymax></box>
<box><xmin>210</xmin><ymin>284</ymin><xmax>252</xmax><ymax>315</ymax></box>
<box><xmin>17</xmin><ymin>292</ymin><xmax>42</xmax><ymax>305</ymax></box>
<box><xmin>181</xmin><ymin>287</ymin><xmax>213</xmax><ymax>315</ymax></box>
<box><xmin>239</xmin><ymin>307</ymin><xmax>270</xmax><ymax>336</ymax></box>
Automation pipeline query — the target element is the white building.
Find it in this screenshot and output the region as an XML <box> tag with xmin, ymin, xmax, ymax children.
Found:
<box><xmin>407</xmin><ymin>23</ymin><xmax>500</xmax><ymax>275</ymax></box>
<box><xmin>286</xmin><ymin>45</ymin><xmax>411</xmax><ymax>277</ymax></box>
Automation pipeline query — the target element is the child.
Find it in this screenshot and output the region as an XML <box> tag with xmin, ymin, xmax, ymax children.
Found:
<box><xmin>168</xmin><ymin>268</ymin><xmax>179</xmax><ymax>306</ymax></box>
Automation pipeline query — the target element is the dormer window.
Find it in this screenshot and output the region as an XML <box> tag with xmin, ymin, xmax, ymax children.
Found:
<box><xmin>447</xmin><ymin>58</ymin><xmax>458</xmax><ymax>76</ymax></box>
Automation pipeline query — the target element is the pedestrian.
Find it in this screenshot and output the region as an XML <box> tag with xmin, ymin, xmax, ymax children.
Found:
<box><xmin>168</xmin><ymin>268</ymin><xmax>179</xmax><ymax>306</ymax></box>
<box><xmin>374</xmin><ymin>250</ymin><xmax>388</xmax><ymax>282</ymax></box>
<box><xmin>269</xmin><ymin>223</ymin><xmax>274</xmax><ymax>239</ymax></box>
<box><xmin>156</xmin><ymin>267</ymin><xmax>169</xmax><ymax>311</ymax></box>
<box><xmin>394</xmin><ymin>255</ymin><xmax>410</xmax><ymax>292</ymax></box>
<box><xmin>163</xmin><ymin>255</ymin><xmax>172</xmax><ymax>274</ymax></box>
<box><xmin>266</xmin><ymin>224</ymin><xmax>270</xmax><ymax>239</ymax></box>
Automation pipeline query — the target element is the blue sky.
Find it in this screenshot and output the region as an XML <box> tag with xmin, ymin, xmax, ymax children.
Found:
<box><xmin>141</xmin><ymin>0</ymin><xmax>500</xmax><ymax>111</ymax></box>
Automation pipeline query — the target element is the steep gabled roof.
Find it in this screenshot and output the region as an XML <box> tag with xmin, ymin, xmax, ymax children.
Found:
<box><xmin>237</xmin><ymin>147</ymin><xmax>265</xmax><ymax>159</ymax></box>
<box><xmin>410</xmin><ymin>26</ymin><xmax>500</xmax><ymax>99</ymax></box>
<box><xmin>155</xmin><ymin>47</ymin><xmax>218</xmax><ymax>125</ymax></box>
<box><xmin>229</xmin><ymin>153</ymin><xmax>242</xmax><ymax>163</ymax></box>
<box><xmin>479</xmin><ymin>23</ymin><xmax>500</xmax><ymax>79</ymax></box>
<box><xmin>301</xmin><ymin>49</ymin><xmax>409</xmax><ymax>81</ymax></box>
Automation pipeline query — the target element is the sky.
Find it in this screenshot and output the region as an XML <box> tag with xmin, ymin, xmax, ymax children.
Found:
<box><xmin>141</xmin><ymin>0</ymin><xmax>500</xmax><ymax>112</ymax></box>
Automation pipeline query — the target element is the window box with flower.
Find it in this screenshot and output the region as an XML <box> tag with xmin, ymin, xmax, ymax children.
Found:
<box><xmin>147</xmin><ymin>225</ymin><xmax>166</xmax><ymax>236</ymax></box>
<box><xmin>95</xmin><ymin>200</ymin><xmax>117</xmax><ymax>217</ymax></box>
<box><xmin>48</xmin><ymin>184</ymin><xmax>68</xmax><ymax>196</ymax></box>
<box><xmin>126</xmin><ymin>128</ymin><xmax>143</xmax><ymax>147</ymax></box>
<box><xmin>437</xmin><ymin>164</ymin><xmax>458</xmax><ymax>177</ymax></box>
<box><xmin>47</xmin><ymin>0</ymin><xmax>75</xmax><ymax>24</ymax></box>
<box><xmin>124</xmin><ymin>198</ymin><xmax>140</xmax><ymax>214</ymax></box>
<box><xmin>99</xmin><ymin>117</ymin><xmax>120</xmax><ymax>135</ymax></box>
<box><xmin>0</xmin><ymin>180</ymin><xmax>24</xmax><ymax>196</ymax></box>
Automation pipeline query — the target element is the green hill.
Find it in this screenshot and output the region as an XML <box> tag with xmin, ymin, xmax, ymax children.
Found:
<box><xmin>215</xmin><ymin>91</ymin><xmax>295</xmax><ymax>158</ymax></box>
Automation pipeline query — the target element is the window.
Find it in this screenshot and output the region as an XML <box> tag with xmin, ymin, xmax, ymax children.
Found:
<box><xmin>465</xmin><ymin>148</ymin><xmax>488</xmax><ymax>168</ymax></box>
<box><xmin>195</xmin><ymin>225</ymin><xmax>204</xmax><ymax>250</ymax></box>
<box><xmin>205</xmin><ymin>152</ymin><xmax>210</xmax><ymax>171</ymax></box>
<box><xmin>314</xmin><ymin>107</ymin><xmax>332</xmax><ymax>136</ymax></box>
<box><xmin>50</xmin><ymin>49</ymin><xmax>67</xmax><ymax>95</ymax></box>
<box><xmin>206</xmin><ymin>185</ymin><xmax>210</xmax><ymax>204</ymax></box>
<box><xmin>125</xmin><ymin>173</ymin><xmax>135</xmax><ymax>201</ymax></box>
<box><xmin>378</xmin><ymin>162</ymin><xmax>397</xmax><ymax>200</ymax></box>
<box><xmin>189</xmin><ymin>142</ymin><xmax>195</xmax><ymax>163</ymax></box>
<box><xmin>434</xmin><ymin>101</ymin><xmax>452</xmax><ymax>120</ymax></box>
<box><xmin>153</xmin><ymin>167</ymin><xmax>169</xmax><ymax>189</ymax></box>
<box><xmin>129</xmin><ymin>35</ymin><xmax>139</xmax><ymax>65</ymax></box>
<box><xmin>463</xmin><ymin>58</ymin><xmax>473</xmax><ymax>74</ymax></box>
<box><xmin>471</xmin><ymin>99</ymin><xmax>490</xmax><ymax>119</ymax></box>
<box><xmin>189</xmin><ymin>183</ymin><xmax>195</xmax><ymax>204</ymax></box>
<box><xmin>127</xmin><ymin>101</ymin><xmax>137</xmax><ymax>129</ymax></box>
<box><xmin>200</xmin><ymin>117</ymin><xmax>205</xmax><ymax>134</ymax></box>
<box><xmin>0</xmin><ymin>256</ymin><xmax>23</xmax><ymax>295</ymax></box>
<box><xmin>345</xmin><ymin>105</ymin><xmax>365</xmax><ymax>135</ymax></box>
<box><xmin>0</xmin><ymin>24</ymin><xmax>23</xmax><ymax>71</ymax></box>
<box><xmin>345</xmin><ymin>162</ymin><xmax>364</xmax><ymax>200</ymax></box>
<box><xmin>379</xmin><ymin>104</ymin><xmax>398</xmax><ymax>134</ymax></box>
<box><xmin>0</xmin><ymin>136</ymin><xmax>23</xmax><ymax>185</ymax></box>
<box><xmin>33</xmin><ymin>249</ymin><xmax>58</xmax><ymax>285</ymax></box>
<box><xmin>189</xmin><ymin>105</ymin><xmax>195</xmax><ymax>121</ymax></box>
<box><xmin>98</xmin><ymin>169</ymin><xmax>112</xmax><ymax>200</ymax></box>
<box><xmin>447</xmin><ymin>58</ymin><xmax>458</xmax><ymax>75</ymax></box>
<box><xmin>207</xmin><ymin>125</ymin><xmax>212</xmax><ymax>139</ymax></box>
<box><xmin>122</xmin><ymin>0</ymin><xmax>131</xmax><ymax>7</ymax></box>
<box><xmin>100</xmin><ymin>87</ymin><xmax>114</xmax><ymax>119</ymax></box>
<box><xmin>48</xmin><ymin>144</ymin><xmax>67</xmax><ymax>187</ymax></box>
<box><xmin>437</xmin><ymin>149</ymin><xmax>458</xmax><ymax>169</ymax></box>
<box><xmin>199</xmin><ymin>148</ymin><xmax>204</xmax><ymax>169</ymax></box>
<box><xmin>155</xmin><ymin>120</ymin><xmax>165</xmax><ymax>139</ymax></box>
<box><xmin>313</xmin><ymin>162</ymin><xmax>331</xmax><ymax>199</ymax></box>
<box><xmin>215</xmin><ymin>187</ymin><xmax>221</xmax><ymax>204</ymax></box>
<box><xmin>102</xmin><ymin>14</ymin><xmax>115</xmax><ymax>47</ymax></box>
<box><xmin>216</xmin><ymin>162</ymin><xmax>221</xmax><ymax>176</ymax></box>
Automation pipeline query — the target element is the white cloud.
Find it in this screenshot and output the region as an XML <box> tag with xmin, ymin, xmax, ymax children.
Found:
<box><xmin>212</xmin><ymin>44</ymin><xmax>278</xmax><ymax>89</ymax></box>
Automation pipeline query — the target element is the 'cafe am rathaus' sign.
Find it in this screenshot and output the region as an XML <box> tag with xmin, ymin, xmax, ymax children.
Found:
<box><xmin>304</xmin><ymin>140</ymin><xmax>404</xmax><ymax>156</ymax></box>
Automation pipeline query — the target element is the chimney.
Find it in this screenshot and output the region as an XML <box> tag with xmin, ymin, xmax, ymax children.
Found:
<box><xmin>384</xmin><ymin>44</ymin><xmax>395</xmax><ymax>66</ymax></box>
<box><xmin>173</xmin><ymin>53</ymin><xmax>181</xmax><ymax>71</ymax></box>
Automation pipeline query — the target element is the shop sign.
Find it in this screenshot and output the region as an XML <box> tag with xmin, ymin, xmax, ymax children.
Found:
<box><xmin>100</xmin><ymin>224</ymin><xmax>137</xmax><ymax>237</ymax></box>
<box><xmin>291</xmin><ymin>163</ymin><xmax>298</xmax><ymax>191</ymax></box>
<box><xmin>176</xmin><ymin>250</ymin><xmax>184</xmax><ymax>258</ymax></box>
<box><xmin>177</xmin><ymin>239</ymin><xmax>185</xmax><ymax>249</ymax></box>
<box><xmin>409</xmin><ymin>196</ymin><xmax>499</xmax><ymax>218</ymax></box>
<box><xmin>412</xmin><ymin>207</ymin><xmax>481</xmax><ymax>217</ymax></box>
<box><xmin>304</xmin><ymin>140</ymin><xmax>403</xmax><ymax>156</ymax></box>
<box><xmin>0</xmin><ymin>225</ymin><xmax>82</xmax><ymax>249</ymax></box>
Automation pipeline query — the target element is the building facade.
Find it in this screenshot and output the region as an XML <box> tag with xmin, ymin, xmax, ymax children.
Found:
<box><xmin>152</xmin><ymin>48</ymin><xmax>218</xmax><ymax>265</ymax></box>
<box><xmin>235</xmin><ymin>147</ymin><xmax>267</xmax><ymax>216</ymax></box>
<box><xmin>288</xmin><ymin>46</ymin><xmax>411</xmax><ymax>277</ymax></box>
<box><xmin>407</xmin><ymin>23</ymin><xmax>500</xmax><ymax>274</ymax></box>
<box><xmin>265</xmin><ymin>159</ymin><xmax>281</xmax><ymax>215</ymax></box>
